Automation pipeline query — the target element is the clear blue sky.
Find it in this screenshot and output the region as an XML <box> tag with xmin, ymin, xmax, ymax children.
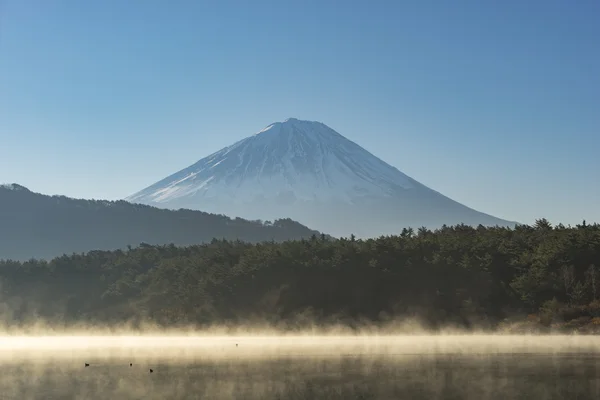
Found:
<box><xmin>1</xmin><ymin>0</ymin><xmax>599</xmax><ymax>226</ymax></box>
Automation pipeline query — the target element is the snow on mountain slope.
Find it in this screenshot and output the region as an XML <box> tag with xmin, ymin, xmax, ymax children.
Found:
<box><xmin>126</xmin><ymin>118</ymin><xmax>515</xmax><ymax>237</ymax></box>
<box><xmin>128</xmin><ymin>118</ymin><xmax>419</xmax><ymax>205</ymax></box>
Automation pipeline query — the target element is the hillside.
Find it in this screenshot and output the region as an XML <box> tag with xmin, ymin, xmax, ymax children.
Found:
<box><xmin>0</xmin><ymin>220</ymin><xmax>599</xmax><ymax>333</ymax></box>
<box><xmin>0</xmin><ymin>184</ymin><xmax>320</xmax><ymax>261</ymax></box>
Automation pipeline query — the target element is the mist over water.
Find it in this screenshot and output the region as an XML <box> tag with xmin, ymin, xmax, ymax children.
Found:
<box><xmin>2</xmin><ymin>330</ymin><xmax>600</xmax><ymax>399</ymax></box>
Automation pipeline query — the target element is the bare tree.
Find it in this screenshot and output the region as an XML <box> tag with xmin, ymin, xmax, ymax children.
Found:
<box><xmin>571</xmin><ymin>281</ymin><xmax>586</xmax><ymax>305</ymax></box>
<box><xmin>586</xmin><ymin>264</ymin><xmax>598</xmax><ymax>302</ymax></box>
<box><xmin>561</xmin><ymin>265</ymin><xmax>575</xmax><ymax>302</ymax></box>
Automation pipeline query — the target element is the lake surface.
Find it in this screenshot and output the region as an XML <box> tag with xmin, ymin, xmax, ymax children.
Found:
<box><xmin>1</xmin><ymin>335</ymin><xmax>599</xmax><ymax>399</ymax></box>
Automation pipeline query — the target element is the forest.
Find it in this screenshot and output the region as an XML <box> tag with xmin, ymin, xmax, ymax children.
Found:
<box><xmin>0</xmin><ymin>219</ymin><xmax>599</xmax><ymax>333</ymax></box>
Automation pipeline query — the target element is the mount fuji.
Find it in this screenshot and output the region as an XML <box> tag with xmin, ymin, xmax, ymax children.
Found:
<box><xmin>126</xmin><ymin>118</ymin><xmax>515</xmax><ymax>237</ymax></box>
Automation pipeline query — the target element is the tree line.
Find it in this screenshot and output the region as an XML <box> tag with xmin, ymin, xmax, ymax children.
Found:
<box><xmin>0</xmin><ymin>219</ymin><xmax>599</xmax><ymax>331</ymax></box>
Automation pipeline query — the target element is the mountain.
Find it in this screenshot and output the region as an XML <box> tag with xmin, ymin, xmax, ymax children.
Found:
<box><xmin>127</xmin><ymin>118</ymin><xmax>516</xmax><ymax>237</ymax></box>
<box><xmin>0</xmin><ymin>184</ymin><xmax>320</xmax><ymax>261</ymax></box>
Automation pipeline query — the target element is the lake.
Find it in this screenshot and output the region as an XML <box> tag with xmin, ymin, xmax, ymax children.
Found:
<box><xmin>0</xmin><ymin>335</ymin><xmax>599</xmax><ymax>399</ymax></box>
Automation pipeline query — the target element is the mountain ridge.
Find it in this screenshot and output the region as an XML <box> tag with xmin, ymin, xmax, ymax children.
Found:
<box><xmin>0</xmin><ymin>183</ymin><xmax>321</xmax><ymax>261</ymax></box>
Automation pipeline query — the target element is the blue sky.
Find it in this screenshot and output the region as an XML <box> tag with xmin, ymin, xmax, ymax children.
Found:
<box><xmin>1</xmin><ymin>0</ymin><xmax>598</xmax><ymax>225</ymax></box>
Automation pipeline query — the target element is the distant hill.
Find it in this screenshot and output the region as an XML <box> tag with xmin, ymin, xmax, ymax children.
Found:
<box><xmin>0</xmin><ymin>184</ymin><xmax>321</xmax><ymax>261</ymax></box>
<box><xmin>127</xmin><ymin>118</ymin><xmax>517</xmax><ymax>238</ymax></box>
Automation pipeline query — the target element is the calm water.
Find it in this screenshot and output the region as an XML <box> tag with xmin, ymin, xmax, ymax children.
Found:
<box><xmin>1</xmin><ymin>335</ymin><xmax>599</xmax><ymax>399</ymax></box>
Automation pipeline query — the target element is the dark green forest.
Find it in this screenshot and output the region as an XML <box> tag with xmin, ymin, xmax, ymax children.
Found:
<box><xmin>1</xmin><ymin>219</ymin><xmax>599</xmax><ymax>332</ymax></box>
<box><xmin>0</xmin><ymin>184</ymin><xmax>319</xmax><ymax>261</ymax></box>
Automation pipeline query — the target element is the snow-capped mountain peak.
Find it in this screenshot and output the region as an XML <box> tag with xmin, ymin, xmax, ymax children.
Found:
<box><xmin>126</xmin><ymin>118</ymin><xmax>514</xmax><ymax>237</ymax></box>
<box><xmin>127</xmin><ymin>118</ymin><xmax>417</xmax><ymax>206</ymax></box>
